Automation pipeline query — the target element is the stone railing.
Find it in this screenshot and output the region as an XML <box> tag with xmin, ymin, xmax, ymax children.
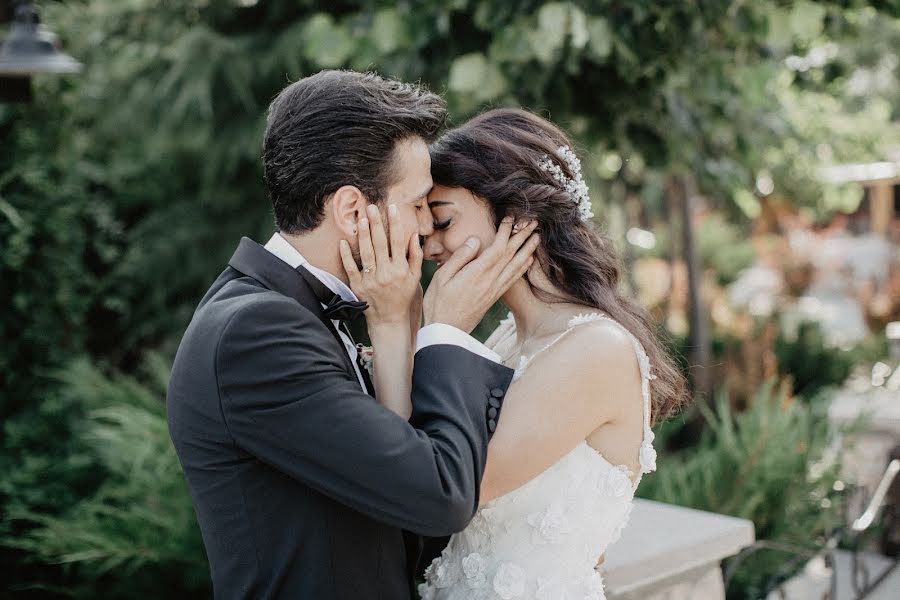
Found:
<box><xmin>828</xmin><ymin>379</ymin><xmax>900</xmax><ymax>495</ymax></box>
<box><xmin>602</xmin><ymin>499</ymin><xmax>755</xmax><ymax>600</ymax></box>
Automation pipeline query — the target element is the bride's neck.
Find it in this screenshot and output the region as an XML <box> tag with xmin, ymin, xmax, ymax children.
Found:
<box><xmin>501</xmin><ymin>272</ymin><xmax>569</xmax><ymax>342</ymax></box>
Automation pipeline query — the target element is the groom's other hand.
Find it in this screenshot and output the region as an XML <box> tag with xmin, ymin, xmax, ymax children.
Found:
<box><xmin>424</xmin><ymin>217</ymin><xmax>539</xmax><ymax>333</ymax></box>
<box><xmin>340</xmin><ymin>202</ymin><xmax>423</xmax><ymax>327</ymax></box>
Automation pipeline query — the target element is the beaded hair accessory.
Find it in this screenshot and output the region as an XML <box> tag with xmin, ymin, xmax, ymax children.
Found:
<box><xmin>538</xmin><ymin>145</ymin><xmax>594</xmax><ymax>221</ymax></box>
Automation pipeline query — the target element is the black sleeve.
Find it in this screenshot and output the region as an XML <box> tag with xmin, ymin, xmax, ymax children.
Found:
<box><xmin>216</xmin><ymin>298</ymin><xmax>512</xmax><ymax>536</ymax></box>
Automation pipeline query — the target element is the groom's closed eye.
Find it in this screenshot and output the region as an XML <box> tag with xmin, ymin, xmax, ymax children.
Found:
<box><xmin>411</xmin><ymin>186</ymin><xmax>433</xmax><ymax>209</ymax></box>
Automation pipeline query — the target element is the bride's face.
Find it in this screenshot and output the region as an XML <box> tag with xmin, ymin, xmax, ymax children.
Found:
<box><xmin>423</xmin><ymin>185</ymin><xmax>498</xmax><ymax>268</ymax></box>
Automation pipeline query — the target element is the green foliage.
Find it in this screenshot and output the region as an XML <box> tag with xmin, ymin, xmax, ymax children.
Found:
<box><xmin>696</xmin><ymin>214</ymin><xmax>757</xmax><ymax>286</ymax></box>
<box><xmin>639</xmin><ymin>381</ymin><xmax>846</xmax><ymax>600</ymax></box>
<box><xmin>773</xmin><ymin>320</ymin><xmax>885</xmax><ymax>397</ymax></box>
<box><xmin>0</xmin><ymin>102</ymin><xmax>98</xmax><ymax>422</ymax></box>
<box><xmin>2</xmin><ymin>0</ymin><xmax>898</xmax><ymax>596</ymax></box>
<box><xmin>1</xmin><ymin>356</ymin><xmax>208</xmax><ymax>598</ymax></box>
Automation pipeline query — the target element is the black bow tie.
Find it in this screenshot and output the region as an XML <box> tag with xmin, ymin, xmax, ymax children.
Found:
<box><xmin>296</xmin><ymin>265</ymin><xmax>368</xmax><ymax>323</ymax></box>
<box><xmin>322</xmin><ymin>295</ymin><xmax>368</xmax><ymax>322</ymax></box>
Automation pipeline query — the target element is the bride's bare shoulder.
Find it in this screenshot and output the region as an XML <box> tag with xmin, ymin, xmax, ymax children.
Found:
<box><xmin>552</xmin><ymin>318</ymin><xmax>639</xmax><ymax>375</ymax></box>
<box><xmin>519</xmin><ymin>318</ymin><xmax>643</xmax><ymax>420</ymax></box>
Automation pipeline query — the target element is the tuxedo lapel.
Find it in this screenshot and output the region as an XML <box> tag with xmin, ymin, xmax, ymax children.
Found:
<box><xmin>227</xmin><ymin>237</ymin><xmax>360</xmax><ymax>382</ymax></box>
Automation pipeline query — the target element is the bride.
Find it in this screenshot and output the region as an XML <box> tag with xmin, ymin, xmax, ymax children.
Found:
<box><xmin>353</xmin><ymin>108</ymin><xmax>688</xmax><ymax>600</ymax></box>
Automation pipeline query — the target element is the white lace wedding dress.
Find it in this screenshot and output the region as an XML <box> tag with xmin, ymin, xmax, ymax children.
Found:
<box><xmin>418</xmin><ymin>313</ymin><xmax>657</xmax><ymax>600</ymax></box>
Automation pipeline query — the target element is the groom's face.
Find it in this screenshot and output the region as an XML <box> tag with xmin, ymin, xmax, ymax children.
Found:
<box><xmin>374</xmin><ymin>137</ymin><xmax>436</xmax><ymax>254</ymax></box>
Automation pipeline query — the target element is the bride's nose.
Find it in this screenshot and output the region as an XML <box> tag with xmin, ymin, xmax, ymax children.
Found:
<box><xmin>422</xmin><ymin>235</ymin><xmax>443</xmax><ymax>261</ymax></box>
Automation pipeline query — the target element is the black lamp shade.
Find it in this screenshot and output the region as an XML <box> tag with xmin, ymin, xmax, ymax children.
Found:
<box><xmin>0</xmin><ymin>2</ymin><xmax>82</xmax><ymax>76</ymax></box>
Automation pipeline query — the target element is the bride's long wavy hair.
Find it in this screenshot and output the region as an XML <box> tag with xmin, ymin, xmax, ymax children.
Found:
<box><xmin>429</xmin><ymin>108</ymin><xmax>688</xmax><ymax>424</ymax></box>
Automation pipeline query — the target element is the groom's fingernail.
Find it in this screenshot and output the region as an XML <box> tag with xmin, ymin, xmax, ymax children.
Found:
<box><xmin>465</xmin><ymin>237</ymin><xmax>480</xmax><ymax>249</ymax></box>
<box><xmin>388</xmin><ymin>204</ymin><xmax>398</xmax><ymax>217</ymax></box>
<box><xmin>367</xmin><ymin>204</ymin><xmax>378</xmax><ymax>218</ymax></box>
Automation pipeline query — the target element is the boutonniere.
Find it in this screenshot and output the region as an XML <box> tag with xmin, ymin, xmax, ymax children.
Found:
<box><xmin>356</xmin><ymin>343</ymin><xmax>374</xmax><ymax>378</ymax></box>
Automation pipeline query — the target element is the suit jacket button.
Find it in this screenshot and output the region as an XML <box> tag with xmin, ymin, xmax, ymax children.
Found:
<box><xmin>488</xmin><ymin>397</ymin><xmax>501</xmax><ymax>409</ymax></box>
<box><xmin>488</xmin><ymin>419</ymin><xmax>497</xmax><ymax>433</ymax></box>
<box><xmin>490</xmin><ymin>388</ymin><xmax>505</xmax><ymax>399</ymax></box>
<box><xmin>488</xmin><ymin>407</ymin><xmax>498</xmax><ymax>419</ymax></box>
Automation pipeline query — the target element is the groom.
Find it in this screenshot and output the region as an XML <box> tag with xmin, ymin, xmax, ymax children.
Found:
<box><xmin>167</xmin><ymin>70</ymin><xmax>528</xmax><ymax>599</ymax></box>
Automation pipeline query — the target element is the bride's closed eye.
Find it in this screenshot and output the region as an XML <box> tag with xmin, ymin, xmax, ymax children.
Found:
<box><xmin>432</xmin><ymin>218</ymin><xmax>452</xmax><ymax>231</ymax></box>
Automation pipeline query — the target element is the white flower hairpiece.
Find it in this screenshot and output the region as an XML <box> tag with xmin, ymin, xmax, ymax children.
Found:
<box><xmin>538</xmin><ymin>145</ymin><xmax>594</xmax><ymax>221</ymax></box>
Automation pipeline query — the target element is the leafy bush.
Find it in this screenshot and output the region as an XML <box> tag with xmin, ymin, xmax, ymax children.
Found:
<box><xmin>1</xmin><ymin>356</ymin><xmax>208</xmax><ymax>599</ymax></box>
<box><xmin>696</xmin><ymin>214</ymin><xmax>756</xmax><ymax>286</ymax></box>
<box><xmin>775</xmin><ymin>320</ymin><xmax>887</xmax><ymax>398</ymax></box>
<box><xmin>639</xmin><ymin>381</ymin><xmax>846</xmax><ymax>600</ymax></box>
<box><xmin>0</xmin><ymin>102</ymin><xmax>100</xmax><ymax>423</ymax></box>
<box><xmin>775</xmin><ymin>321</ymin><xmax>853</xmax><ymax>398</ymax></box>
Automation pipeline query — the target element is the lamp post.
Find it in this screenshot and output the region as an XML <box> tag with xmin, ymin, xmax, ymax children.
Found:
<box><xmin>0</xmin><ymin>0</ymin><xmax>82</xmax><ymax>102</ymax></box>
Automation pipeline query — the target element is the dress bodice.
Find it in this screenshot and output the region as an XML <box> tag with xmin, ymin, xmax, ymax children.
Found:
<box><xmin>418</xmin><ymin>313</ymin><xmax>657</xmax><ymax>600</ymax></box>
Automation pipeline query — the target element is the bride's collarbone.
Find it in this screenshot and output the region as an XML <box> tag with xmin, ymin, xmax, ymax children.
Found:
<box><xmin>501</xmin><ymin>327</ymin><xmax>579</xmax><ymax>368</ymax></box>
<box><xmin>500</xmin><ymin>307</ymin><xmax>610</xmax><ymax>364</ymax></box>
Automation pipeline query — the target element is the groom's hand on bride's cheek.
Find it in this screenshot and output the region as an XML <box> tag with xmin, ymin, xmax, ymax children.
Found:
<box><xmin>423</xmin><ymin>217</ymin><xmax>539</xmax><ymax>333</ymax></box>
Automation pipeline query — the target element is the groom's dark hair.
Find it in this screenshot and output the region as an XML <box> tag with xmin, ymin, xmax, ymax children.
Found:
<box><xmin>263</xmin><ymin>70</ymin><xmax>447</xmax><ymax>233</ymax></box>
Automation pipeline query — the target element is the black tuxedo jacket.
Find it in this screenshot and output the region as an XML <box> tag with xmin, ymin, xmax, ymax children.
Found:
<box><xmin>167</xmin><ymin>237</ymin><xmax>513</xmax><ymax>599</ymax></box>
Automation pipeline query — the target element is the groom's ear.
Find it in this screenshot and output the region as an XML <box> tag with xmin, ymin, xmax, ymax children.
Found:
<box><xmin>330</xmin><ymin>185</ymin><xmax>368</xmax><ymax>238</ymax></box>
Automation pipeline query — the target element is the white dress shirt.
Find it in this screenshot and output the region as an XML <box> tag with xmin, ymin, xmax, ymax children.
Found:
<box><xmin>263</xmin><ymin>233</ymin><xmax>499</xmax><ymax>392</ymax></box>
